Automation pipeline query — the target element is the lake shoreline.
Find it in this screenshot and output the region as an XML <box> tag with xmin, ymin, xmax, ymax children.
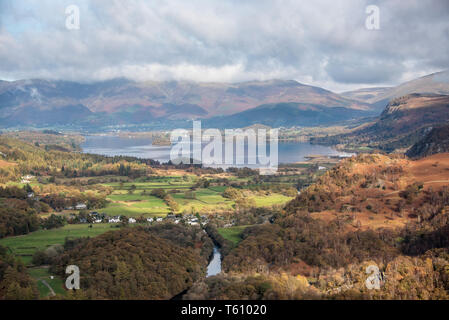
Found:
<box><xmin>81</xmin><ymin>135</ymin><xmax>351</xmax><ymax>166</ymax></box>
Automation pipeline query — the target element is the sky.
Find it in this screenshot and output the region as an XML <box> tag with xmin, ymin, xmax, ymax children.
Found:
<box><xmin>0</xmin><ymin>0</ymin><xmax>448</xmax><ymax>92</ymax></box>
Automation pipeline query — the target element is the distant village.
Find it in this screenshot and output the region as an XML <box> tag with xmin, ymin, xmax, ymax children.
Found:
<box><xmin>19</xmin><ymin>175</ymin><xmax>239</xmax><ymax>229</ymax></box>
<box><xmin>66</xmin><ymin>203</ymin><xmax>211</xmax><ymax>227</ymax></box>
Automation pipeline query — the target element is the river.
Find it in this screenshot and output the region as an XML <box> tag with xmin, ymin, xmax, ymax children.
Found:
<box><xmin>171</xmin><ymin>245</ymin><xmax>222</xmax><ymax>299</ymax></box>
<box><xmin>206</xmin><ymin>246</ymin><xmax>222</xmax><ymax>277</ymax></box>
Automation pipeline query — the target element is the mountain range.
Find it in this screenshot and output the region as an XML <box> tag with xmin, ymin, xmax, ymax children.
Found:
<box><xmin>0</xmin><ymin>70</ymin><xmax>448</xmax><ymax>130</ymax></box>
<box><xmin>0</xmin><ymin>78</ymin><xmax>372</xmax><ymax>129</ymax></box>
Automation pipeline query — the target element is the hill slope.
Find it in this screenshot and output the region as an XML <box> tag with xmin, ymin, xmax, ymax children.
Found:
<box><xmin>375</xmin><ymin>70</ymin><xmax>449</xmax><ymax>105</ymax></box>
<box><xmin>341</xmin><ymin>70</ymin><xmax>449</xmax><ymax>112</ymax></box>
<box><xmin>50</xmin><ymin>227</ymin><xmax>206</xmax><ymax>299</ymax></box>
<box><xmin>313</xmin><ymin>94</ymin><xmax>449</xmax><ymax>152</ymax></box>
<box><xmin>205</xmin><ymin>102</ymin><xmax>371</xmax><ymax>128</ymax></box>
<box><xmin>407</xmin><ymin>124</ymin><xmax>449</xmax><ymax>158</ymax></box>
<box><xmin>215</xmin><ymin>153</ymin><xmax>449</xmax><ymax>299</ymax></box>
<box><xmin>367</xmin><ymin>94</ymin><xmax>449</xmax><ymax>136</ymax></box>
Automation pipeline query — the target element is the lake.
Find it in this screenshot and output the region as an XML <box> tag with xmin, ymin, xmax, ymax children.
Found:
<box><xmin>81</xmin><ymin>135</ymin><xmax>350</xmax><ymax>165</ymax></box>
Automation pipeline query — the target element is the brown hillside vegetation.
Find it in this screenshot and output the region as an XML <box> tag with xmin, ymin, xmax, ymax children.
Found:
<box><xmin>50</xmin><ymin>227</ymin><xmax>208</xmax><ymax>300</ymax></box>
<box><xmin>215</xmin><ymin>153</ymin><xmax>449</xmax><ymax>299</ymax></box>
<box><xmin>287</xmin><ymin>153</ymin><xmax>449</xmax><ymax>231</ymax></box>
<box><xmin>0</xmin><ymin>160</ymin><xmax>16</xmax><ymax>168</ymax></box>
<box><xmin>0</xmin><ymin>245</ymin><xmax>38</xmax><ymax>300</ymax></box>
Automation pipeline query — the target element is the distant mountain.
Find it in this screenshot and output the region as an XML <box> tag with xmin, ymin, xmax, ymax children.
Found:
<box><xmin>375</xmin><ymin>70</ymin><xmax>449</xmax><ymax>104</ymax></box>
<box><xmin>205</xmin><ymin>102</ymin><xmax>371</xmax><ymax>128</ymax></box>
<box><xmin>406</xmin><ymin>124</ymin><xmax>449</xmax><ymax>159</ymax></box>
<box><xmin>3</xmin><ymin>71</ymin><xmax>447</xmax><ymax>130</ymax></box>
<box><xmin>0</xmin><ymin>104</ymin><xmax>93</xmax><ymax>127</ymax></box>
<box><xmin>341</xmin><ymin>87</ymin><xmax>391</xmax><ymax>111</ymax></box>
<box><xmin>341</xmin><ymin>70</ymin><xmax>449</xmax><ymax>112</ymax></box>
<box><xmin>313</xmin><ymin>93</ymin><xmax>449</xmax><ymax>152</ymax></box>
<box><xmin>0</xmin><ymin>78</ymin><xmax>371</xmax><ymax>129</ymax></box>
<box><xmin>357</xmin><ymin>70</ymin><xmax>449</xmax><ymax>110</ymax></box>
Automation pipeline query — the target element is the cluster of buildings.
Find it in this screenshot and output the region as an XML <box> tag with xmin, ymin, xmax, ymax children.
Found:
<box><xmin>65</xmin><ymin>203</ymin><xmax>88</xmax><ymax>211</ymax></box>
<box><xmin>75</xmin><ymin>211</ymin><xmax>209</xmax><ymax>226</ymax></box>
<box><xmin>146</xmin><ymin>214</ymin><xmax>209</xmax><ymax>226</ymax></box>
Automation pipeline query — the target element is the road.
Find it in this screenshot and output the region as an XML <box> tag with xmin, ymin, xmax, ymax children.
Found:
<box><xmin>40</xmin><ymin>279</ymin><xmax>56</xmax><ymax>297</ymax></box>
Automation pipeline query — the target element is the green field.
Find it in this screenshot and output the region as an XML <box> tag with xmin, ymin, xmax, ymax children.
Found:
<box><xmin>171</xmin><ymin>189</ymin><xmax>235</xmax><ymax>213</ymax></box>
<box><xmin>218</xmin><ymin>225</ymin><xmax>252</xmax><ymax>246</ymax></box>
<box><xmin>102</xmin><ymin>180</ymin><xmax>199</xmax><ymax>216</ymax></box>
<box><xmin>103</xmin><ymin>178</ymin><xmax>194</xmax><ymax>190</ymax></box>
<box><xmin>250</xmin><ymin>194</ymin><xmax>294</xmax><ymax>207</ymax></box>
<box><xmin>100</xmin><ymin>176</ymin><xmax>293</xmax><ymax>217</ymax></box>
<box><xmin>102</xmin><ymin>177</ymin><xmax>239</xmax><ymax>216</ymax></box>
<box><xmin>0</xmin><ymin>224</ymin><xmax>117</xmax><ymax>265</ymax></box>
<box><xmin>98</xmin><ymin>194</ymin><xmax>170</xmax><ymax>217</ymax></box>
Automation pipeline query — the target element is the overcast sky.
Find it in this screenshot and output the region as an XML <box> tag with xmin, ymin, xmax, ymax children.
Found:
<box><xmin>0</xmin><ymin>0</ymin><xmax>448</xmax><ymax>92</ymax></box>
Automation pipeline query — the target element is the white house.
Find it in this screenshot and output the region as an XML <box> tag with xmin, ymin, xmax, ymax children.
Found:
<box><xmin>75</xmin><ymin>203</ymin><xmax>87</xmax><ymax>210</ymax></box>
<box><xmin>156</xmin><ymin>217</ymin><xmax>163</xmax><ymax>222</ymax></box>
<box><xmin>318</xmin><ymin>166</ymin><xmax>327</xmax><ymax>170</ymax></box>
<box><xmin>94</xmin><ymin>219</ymin><xmax>102</xmax><ymax>224</ymax></box>
<box><xmin>128</xmin><ymin>218</ymin><xmax>137</xmax><ymax>224</ymax></box>
<box><xmin>146</xmin><ymin>217</ymin><xmax>154</xmax><ymax>223</ymax></box>
<box><xmin>109</xmin><ymin>217</ymin><xmax>121</xmax><ymax>223</ymax></box>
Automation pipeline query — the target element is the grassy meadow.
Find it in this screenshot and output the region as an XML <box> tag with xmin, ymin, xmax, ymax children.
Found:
<box><xmin>98</xmin><ymin>177</ymin><xmax>293</xmax><ymax>217</ymax></box>
<box><xmin>0</xmin><ymin>224</ymin><xmax>117</xmax><ymax>266</ymax></box>
<box><xmin>218</xmin><ymin>225</ymin><xmax>252</xmax><ymax>246</ymax></box>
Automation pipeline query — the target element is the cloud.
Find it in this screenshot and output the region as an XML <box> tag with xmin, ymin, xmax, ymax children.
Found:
<box><xmin>325</xmin><ymin>56</ymin><xmax>405</xmax><ymax>84</ymax></box>
<box><xmin>0</xmin><ymin>0</ymin><xmax>448</xmax><ymax>91</ymax></box>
